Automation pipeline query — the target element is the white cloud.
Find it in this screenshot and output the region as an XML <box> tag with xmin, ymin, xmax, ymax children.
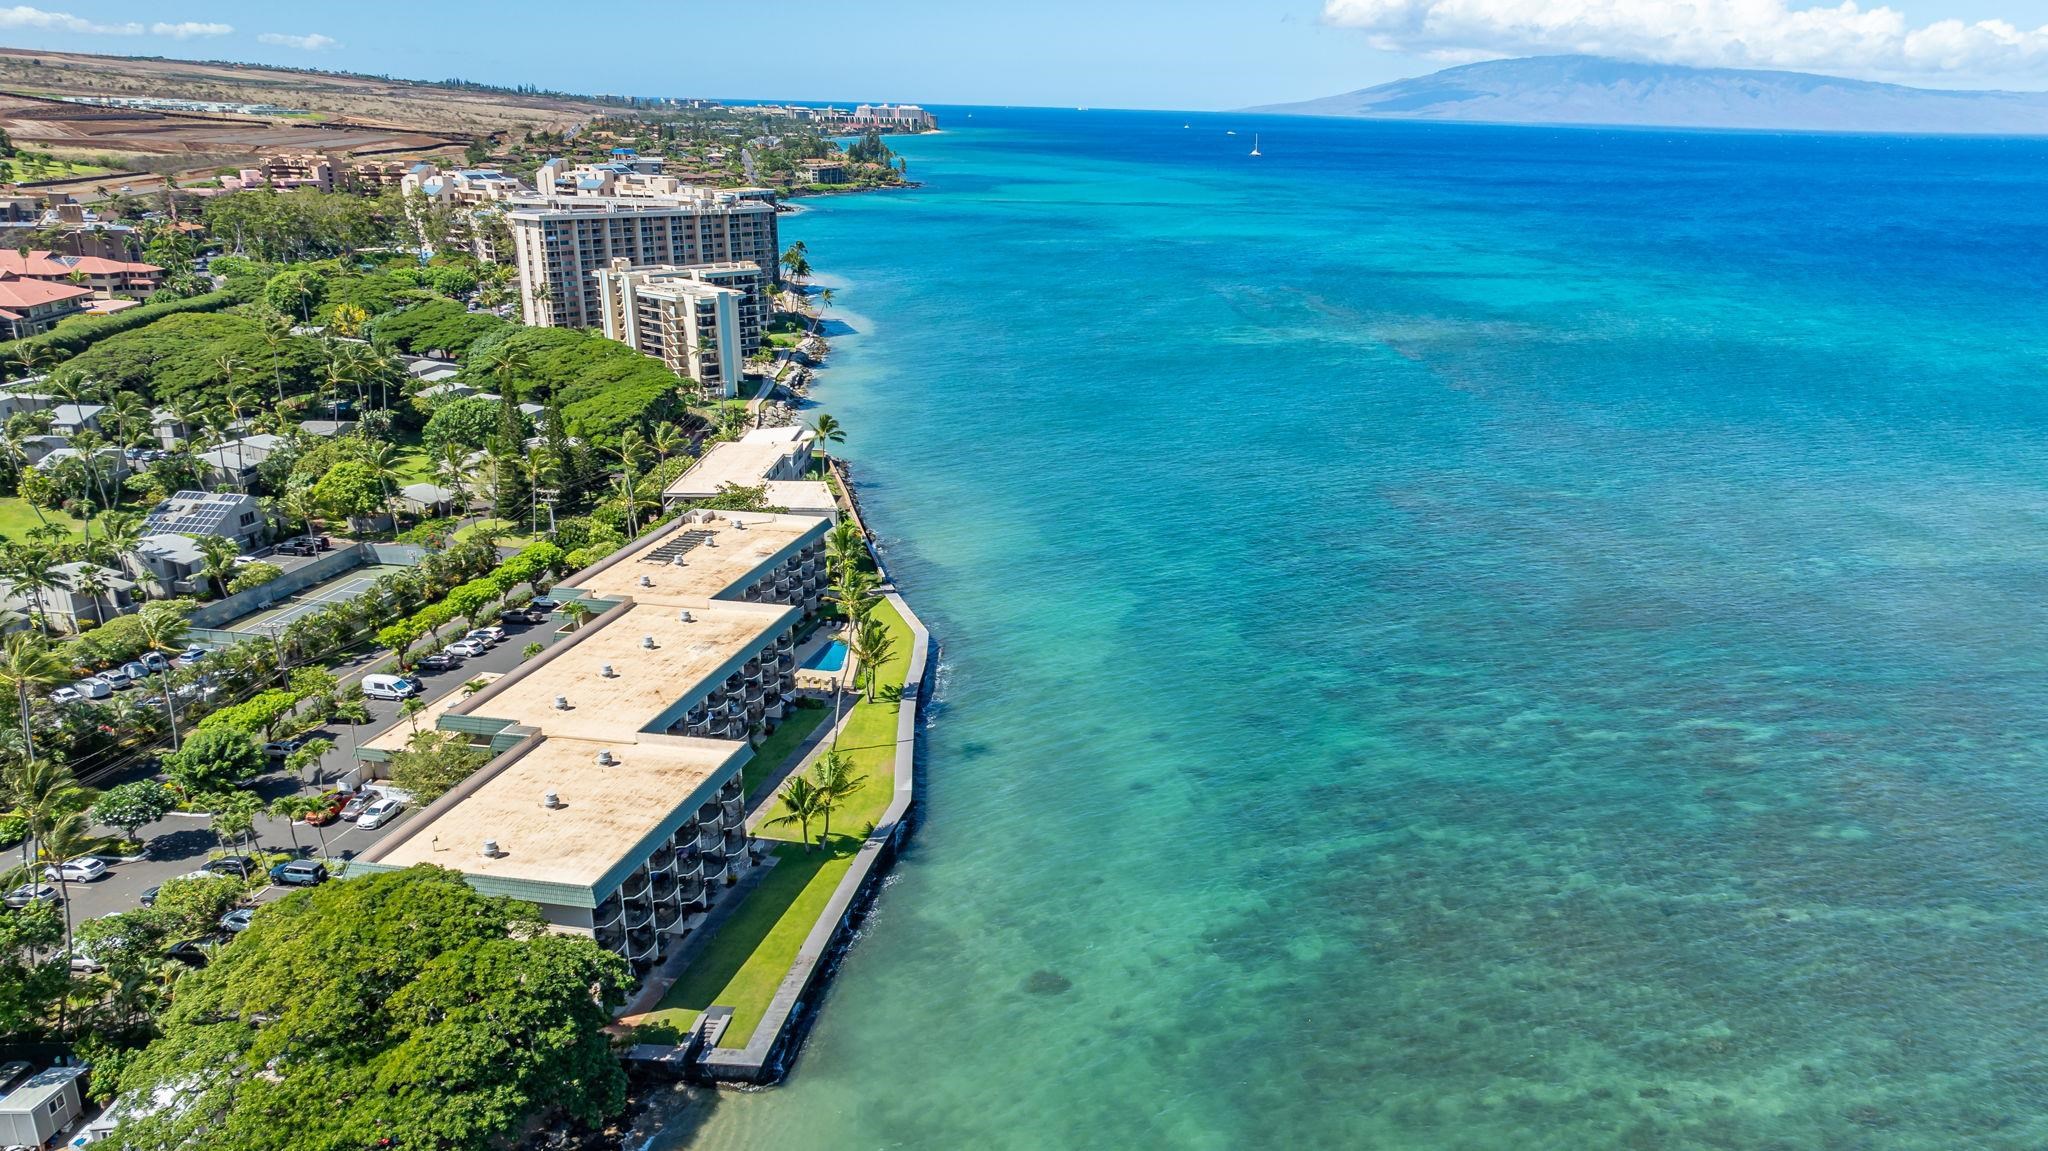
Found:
<box><xmin>258</xmin><ymin>31</ymin><xmax>339</xmax><ymax>51</ymax></box>
<box><xmin>0</xmin><ymin>5</ymin><xmax>144</xmax><ymax>34</ymax></box>
<box><xmin>1323</xmin><ymin>0</ymin><xmax>2048</xmax><ymax>81</ymax></box>
<box><xmin>151</xmin><ymin>21</ymin><xmax>232</xmax><ymax>38</ymax></box>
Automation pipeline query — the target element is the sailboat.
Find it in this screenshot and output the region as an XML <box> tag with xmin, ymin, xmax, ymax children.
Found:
<box><xmin>1249</xmin><ymin>134</ymin><xmax>1262</xmax><ymax>157</ymax></box>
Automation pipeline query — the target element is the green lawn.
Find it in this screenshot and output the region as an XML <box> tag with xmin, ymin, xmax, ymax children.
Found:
<box><xmin>639</xmin><ymin>841</ymin><xmax>853</xmax><ymax>1043</ymax></box>
<box><xmin>0</xmin><ymin>498</ymin><xmax>85</xmax><ymax>542</ymax></box>
<box><xmin>640</xmin><ymin>599</ymin><xmax>916</xmax><ymax>1048</ymax></box>
<box><xmin>740</xmin><ymin>703</ymin><xmax>828</xmax><ymax>803</ymax></box>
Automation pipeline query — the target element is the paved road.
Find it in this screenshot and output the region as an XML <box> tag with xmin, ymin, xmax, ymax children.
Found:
<box><xmin>56</xmin><ymin>612</ymin><xmax>573</xmax><ymax>927</ymax></box>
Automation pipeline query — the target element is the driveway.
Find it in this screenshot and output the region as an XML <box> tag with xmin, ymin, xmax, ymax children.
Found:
<box><xmin>57</xmin><ymin>612</ymin><xmax>573</xmax><ymax>926</ymax></box>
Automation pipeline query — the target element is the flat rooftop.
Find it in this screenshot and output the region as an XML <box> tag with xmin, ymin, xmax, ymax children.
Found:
<box><xmin>362</xmin><ymin>674</ymin><xmax>501</xmax><ymax>754</ymax></box>
<box><xmin>572</xmin><ymin>510</ymin><xmax>823</xmax><ymax>605</ymax></box>
<box><xmin>459</xmin><ymin>599</ymin><xmax>796</xmax><ymax>742</ymax></box>
<box><xmin>663</xmin><ymin>441</ymin><xmax>803</xmax><ymax>499</ymax></box>
<box><xmin>370</xmin><ymin>734</ymin><xmax>744</xmax><ymax>895</ymax></box>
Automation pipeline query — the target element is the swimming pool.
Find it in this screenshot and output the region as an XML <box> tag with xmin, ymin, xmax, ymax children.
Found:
<box><xmin>801</xmin><ymin>640</ymin><xmax>848</xmax><ymax>673</ymax></box>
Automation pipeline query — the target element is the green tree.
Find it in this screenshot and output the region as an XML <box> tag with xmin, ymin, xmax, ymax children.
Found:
<box><xmin>162</xmin><ymin>728</ymin><xmax>263</xmax><ymax>797</ymax></box>
<box><xmin>150</xmin><ymin>874</ymin><xmax>242</xmax><ymax>943</ymax></box>
<box><xmin>310</xmin><ymin>459</ymin><xmax>386</xmax><ymax>533</ymax></box>
<box><xmin>90</xmin><ymin>780</ymin><xmax>174</xmax><ymax>844</ymax></box>
<box><xmin>0</xmin><ymin>634</ymin><xmax>68</xmax><ymax>772</ymax></box>
<box><xmin>810</xmin><ymin>749</ymin><xmax>868</xmax><ymax>847</ymax></box>
<box><xmin>227</xmin><ymin>561</ymin><xmax>283</xmax><ymax>595</ymax></box>
<box><xmin>389</xmin><ymin>731</ymin><xmax>489</xmax><ymax>803</ymax></box>
<box><xmin>849</xmin><ymin>613</ymin><xmax>897</xmax><ymax>703</ymax></box>
<box><xmin>810</xmin><ymin>412</ymin><xmax>844</xmax><ymax>461</ymax></box>
<box><xmin>0</xmin><ymin>902</ymin><xmax>67</xmax><ymax>1038</ymax></box>
<box><xmin>422</xmin><ymin>396</ymin><xmax>518</xmax><ymax>454</ymax></box>
<box><xmin>112</xmin><ymin>867</ymin><xmax>630</xmax><ymax>1151</ymax></box>
<box><xmin>196</xmin><ymin>535</ymin><xmax>242</xmax><ymax>599</ymax></box>
<box><xmin>766</xmin><ymin>776</ymin><xmax>827</xmax><ymax>851</ymax></box>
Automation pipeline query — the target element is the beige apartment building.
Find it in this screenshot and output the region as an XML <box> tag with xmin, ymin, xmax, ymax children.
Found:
<box><xmin>594</xmin><ymin>260</ymin><xmax>767</xmax><ymax>397</ymax></box>
<box><xmin>259</xmin><ymin>152</ymin><xmax>335</xmax><ymax>192</ymax></box>
<box><xmin>507</xmin><ymin>192</ymin><xmax>780</xmax><ymax>330</ymax></box>
<box><xmin>349</xmin><ymin>509</ymin><xmax>832</xmax><ymax>976</ymax></box>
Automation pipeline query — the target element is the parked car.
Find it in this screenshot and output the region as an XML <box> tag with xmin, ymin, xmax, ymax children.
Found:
<box><xmin>172</xmin><ymin>647</ymin><xmax>209</xmax><ymax>668</ymax></box>
<box><xmin>444</xmin><ymin>640</ymin><xmax>487</xmax><ymax>659</ymax></box>
<box><xmin>528</xmin><ymin>598</ymin><xmax>559</xmax><ymax>612</ymax></box>
<box><xmin>218</xmin><ymin>909</ymin><xmax>255</xmax><ymax>933</ymax></box>
<box><xmin>43</xmin><ymin>858</ymin><xmax>108</xmax><ymax>884</ymax></box>
<box><xmin>68</xmin><ymin>945</ymin><xmax>102</xmax><ymax>973</ymax></box>
<box><xmin>356</xmin><ymin>798</ymin><xmax>405</xmax><ymax>830</ymax></box>
<box><xmin>97</xmin><ymin>667</ymin><xmax>135</xmax><ymax>690</ymax></box>
<box><xmin>139</xmin><ymin>884</ymin><xmax>161</xmax><ymax>907</ymax></box>
<box><xmin>165</xmin><ymin>939</ymin><xmax>213</xmax><ymax>968</ymax></box>
<box><xmin>499</xmin><ymin>607</ymin><xmax>546</xmax><ymax>625</ymax></box>
<box><xmin>339</xmin><ymin>792</ymin><xmax>378</xmax><ymax>821</ymax></box>
<box><xmin>466</xmin><ymin>626</ymin><xmax>507</xmax><ymax>646</ymax></box>
<box><xmin>3</xmin><ymin>883</ymin><xmax>58</xmax><ymax>909</ymax></box>
<box><xmin>202</xmin><ymin>855</ymin><xmax>257</xmax><ymax>881</ymax></box>
<box><xmin>303</xmin><ymin>792</ymin><xmax>349</xmax><ymax>827</ymax></box>
<box><xmin>139</xmin><ymin>652</ymin><xmax>170</xmax><ymax>673</ymax></box>
<box><xmin>119</xmin><ymin>661</ymin><xmax>151</xmax><ymax>682</ymax></box>
<box><xmin>362</xmin><ymin>674</ymin><xmax>419</xmax><ymax>701</ymax></box>
<box><xmin>263</xmin><ymin>737</ymin><xmax>306</xmax><ymax>760</ymax></box>
<box><xmin>416</xmin><ymin>652</ymin><xmax>461</xmax><ymax>672</ymax></box>
<box><xmin>270</xmin><ymin>860</ymin><xmax>328</xmax><ymax>887</ymax></box>
<box><xmin>48</xmin><ymin>687</ymin><xmax>80</xmax><ymax>706</ymax></box>
<box><xmin>77</xmin><ymin>677</ymin><xmax>113</xmax><ymax>699</ymax></box>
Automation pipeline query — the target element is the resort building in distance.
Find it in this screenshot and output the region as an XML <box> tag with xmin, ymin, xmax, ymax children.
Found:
<box><xmin>350</xmin><ymin>508</ymin><xmax>832</xmax><ymax>974</ymax></box>
<box><xmin>506</xmin><ymin>190</ymin><xmax>781</xmax><ymax>329</ymax></box>
<box><xmin>595</xmin><ymin>260</ymin><xmax>768</xmax><ymax>398</ymax></box>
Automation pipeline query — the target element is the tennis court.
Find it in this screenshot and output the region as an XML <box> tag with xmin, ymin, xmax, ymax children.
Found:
<box><xmin>229</xmin><ymin>565</ymin><xmax>413</xmax><ymax>633</ymax></box>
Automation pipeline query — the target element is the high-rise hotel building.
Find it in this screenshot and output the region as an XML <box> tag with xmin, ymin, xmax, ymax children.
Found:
<box><xmin>506</xmin><ymin>190</ymin><xmax>780</xmax><ymax>330</ymax></box>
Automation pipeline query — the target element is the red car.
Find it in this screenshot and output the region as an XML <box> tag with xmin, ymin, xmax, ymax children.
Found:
<box><xmin>303</xmin><ymin>792</ymin><xmax>349</xmax><ymax>827</ymax></box>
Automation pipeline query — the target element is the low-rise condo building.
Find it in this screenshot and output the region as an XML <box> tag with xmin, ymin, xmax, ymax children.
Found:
<box><xmin>507</xmin><ymin>191</ymin><xmax>780</xmax><ymax>330</ymax></box>
<box><xmin>663</xmin><ymin>426</ymin><xmax>818</xmax><ymax>506</ymax></box>
<box><xmin>0</xmin><ymin>275</ymin><xmax>90</xmax><ymax>338</ymax></box>
<box><xmin>0</xmin><ymin>250</ymin><xmax>160</xmax><ymax>296</ymax></box>
<box><xmin>594</xmin><ymin>261</ymin><xmax>767</xmax><ymax>397</ymax></box>
<box><xmin>258</xmin><ymin>152</ymin><xmax>335</xmax><ymax>192</ymax></box>
<box><xmin>351</xmin><ymin>509</ymin><xmax>832</xmax><ymax>973</ymax></box>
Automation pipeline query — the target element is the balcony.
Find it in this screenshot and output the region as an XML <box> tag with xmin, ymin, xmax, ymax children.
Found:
<box><xmin>650</xmin><ymin>871</ymin><xmax>679</xmax><ymax>902</ymax></box>
<box><xmin>723</xmin><ymin>830</ymin><xmax>748</xmax><ymax>858</ymax></box>
<box><xmin>653</xmin><ymin>901</ymin><xmax>683</xmax><ymax>932</ymax></box>
<box><xmin>696</xmin><ymin>801</ymin><xmax>722</xmax><ymax>824</ymax></box>
<box><xmin>647</xmin><ymin>845</ymin><xmax>676</xmax><ymax>874</ymax></box>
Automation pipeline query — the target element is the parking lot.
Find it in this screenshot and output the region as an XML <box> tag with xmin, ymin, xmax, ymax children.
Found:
<box><xmin>53</xmin><ymin>609</ymin><xmax>574</xmax><ymax>926</ymax></box>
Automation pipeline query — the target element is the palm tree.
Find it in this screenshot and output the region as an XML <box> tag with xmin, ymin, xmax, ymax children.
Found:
<box><xmin>471</xmin><ymin>342</ymin><xmax>532</xmax><ymax>405</ymax></box>
<box><xmin>650</xmin><ymin>423</ymin><xmax>689</xmax><ymax>468</ymax></box>
<box><xmin>825</xmin><ymin>520</ymin><xmax>866</xmax><ymax>581</ymax></box>
<box><xmin>64</xmin><ymin>566</ymin><xmax>114</xmax><ymax>629</ymax></box>
<box><xmin>268</xmin><ymin>796</ymin><xmax>310</xmax><ymax>856</ymax></box>
<box><xmin>433</xmin><ymin>442</ymin><xmax>474</xmax><ymax>512</ymax></box>
<box><xmin>255</xmin><ymin>305</ymin><xmax>292</xmax><ymax>407</ymax></box>
<box><xmin>849</xmin><ymin>614</ymin><xmax>897</xmax><ymax>702</ymax></box>
<box><xmin>97</xmin><ymin>510</ymin><xmax>143</xmax><ymax>586</ymax></box>
<box><xmin>4</xmin><ymin>550</ymin><xmax>61</xmax><ymax>635</ymax></box>
<box><xmin>137</xmin><ymin>610</ymin><xmax>188</xmax><ymax>751</ymax></box>
<box><xmin>37</xmin><ymin>809</ymin><xmax>95</xmax><ymax>1031</ymax></box>
<box><xmin>559</xmin><ymin>600</ymin><xmax>592</xmax><ymax>632</ymax></box>
<box><xmin>810</xmin><ymin>413</ymin><xmax>845</xmax><ymax>463</ymax></box>
<box><xmin>766</xmin><ymin>776</ymin><xmax>827</xmax><ymax>851</ymax></box>
<box><xmin>810</xmin><ymin>749</ymin><xmax>867</xmax><ymax>847</ymax></box>
<box><xmin>0</xmin><ymin>753</ymin><xmax>82</xmax><ymax>870</ymax></box>
<box><xmin>196</xmin><ymin>535</ymin><xmax>241</xmax><ymax>600</ymax></box>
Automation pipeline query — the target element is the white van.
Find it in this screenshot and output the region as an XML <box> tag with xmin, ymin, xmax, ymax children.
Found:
<box><xmin>362</xmin><ymin>674</ymin><xmax>420</xmax><ymax>701</ymax></box>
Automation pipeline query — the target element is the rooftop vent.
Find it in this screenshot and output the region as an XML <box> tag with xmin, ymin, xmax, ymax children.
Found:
<box><xmin>678</xmin><ymin>609</ymin><xmax>695</xmax><ymax>623</ymax></box>
<box><xmin>639</xmin><ymin>574</ymin><xmax>652</xmax><ymax>587</ymax></box>
<box><xmin>672</xmin><ymin>555</ymin><xmax>688</xmax><ymax>567</ymax></box>
<box><xmin>482</xmin><ymin>839</ymin><xmax>501</xmax><ymax>858</ymax></box>
<box><xmin>600</xmin><ymin>663</ymin><xmax>616</xmax><ymax>678</ymax></box>
<box><xmin>705</xmin><ymin>535</ymin><xmax>718</xmax><ymax>548</ymax></box>
<box><xmin>642</xmin><ymin>635</ymin><xmax>657</xmax><ymax>649</ymax></box>
<box><xmin>731</xmin><ymin>518</ymin><xmax>746</xmax><ymax>530</ymax></box>
<box><xmin>544</xmin><ymin>789</ymin><xmax>564</xmax><ymax>807</ymax></box>
<box><xmin>553</xmin><ymin>695</ymin><xmax>570</xmax><ymax>710</ymax></box>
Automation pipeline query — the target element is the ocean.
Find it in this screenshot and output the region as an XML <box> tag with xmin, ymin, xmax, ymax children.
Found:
<box><xmin>663</xmin><ymin>108</ymin><xmax>2048</xmax><ymax>1149</ymax></box>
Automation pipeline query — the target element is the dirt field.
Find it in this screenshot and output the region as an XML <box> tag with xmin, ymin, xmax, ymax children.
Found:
<box><xmin>0</xmin><ymin>47</ymin><xmax>612</xmax><ymax>161</ymax></box>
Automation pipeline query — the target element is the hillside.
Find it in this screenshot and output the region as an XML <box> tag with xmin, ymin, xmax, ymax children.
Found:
<box><xmin>1247</xmin><ymin>56</ymin><xmax>2048</xmax><ymax>135</ymax></box>
<box><xmin>0</xmin><ymin>47</ymin><xmax>615</xmax><ymax>155</ymax></box>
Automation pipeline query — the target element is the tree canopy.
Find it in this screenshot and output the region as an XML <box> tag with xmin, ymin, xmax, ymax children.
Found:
<box><xmin>112</xmin><ymin>867</ymin><xmax>630</xmax><ymax>1151</ymax></box>
<box><xmin>60</xmin><ymin>313</ymin><xmax>325</xmax><ymax>408</ymax></box>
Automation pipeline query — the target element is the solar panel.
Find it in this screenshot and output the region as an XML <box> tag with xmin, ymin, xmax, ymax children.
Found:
<box><xmin>640</xmin><ymin>529</ymin><xmax>715</xmax><ymax>564</ymax></box>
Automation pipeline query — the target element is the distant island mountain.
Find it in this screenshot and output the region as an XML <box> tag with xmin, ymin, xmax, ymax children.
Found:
<box><xmin>1247</xmin><ymin>55</ymin><xmax>2048</xmax><ymax>134</ymax></box>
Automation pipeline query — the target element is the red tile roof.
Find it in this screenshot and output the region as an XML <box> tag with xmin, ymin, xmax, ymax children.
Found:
<box><xmin>0</xmin><ymin>249</ymin><xmax>159</xmax><ymax>279</ymax></box>
<box><xmin>0</xmin><ymin>274</ymin><xmax>92</xmax><ymax>309</ymax></box>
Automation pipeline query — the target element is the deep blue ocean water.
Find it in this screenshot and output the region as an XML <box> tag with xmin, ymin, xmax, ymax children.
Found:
<box><xmin>664</xmin><ymin>108</ymin><xmax>2048</xmax><ymax>1149</ymax></box>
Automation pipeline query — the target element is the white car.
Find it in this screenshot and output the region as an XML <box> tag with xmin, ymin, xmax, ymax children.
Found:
<box><xmin>218</xmin><ymin>908</ymin><xmax>255</xmax><ymax>933</ymax></box>
<box><xmin>444</xmin><ymin>640</ymin><xmax>488</xmax><ymax>658</ymax></box>
<box><xmin>43</xmin><ymin>857</ymin><xmax>108</xmax><ymax>884</ymax></box>
<box><xmin>79</xmin><ymin>677</ymin><xmax>114</xmax><ymax>699</ymax></box>
<box><xmin>356</xmin><ymin>797</ymin><xmax>405</xmax><ymax>830</ymax></box>
<box><xmin>48</xmin><ymin>687</ymin><xmax>81</xmax><ymax>706</ymax></box>
<box><xmin>68</xmin><ymin>945</ymin><xmax>103</xmax><ymax>973</ymax></box>
<box><xmin>466</xmin><ymin>627</ymin><xmax>507</xmax><ymax>646</ymax></box>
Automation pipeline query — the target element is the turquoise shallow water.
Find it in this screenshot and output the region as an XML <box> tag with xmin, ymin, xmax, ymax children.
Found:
<box><xmin>663</xmin><ymin>110</ymin><xmax>2048</xmax><ymax>1149</ymax></box>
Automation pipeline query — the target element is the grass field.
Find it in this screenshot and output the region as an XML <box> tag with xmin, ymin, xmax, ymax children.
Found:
<box><xmin>0</xmin><ymin>497</ymin><xmax>85</xmax><ymax>541</ymax></box>
<box><xmin>740</xmin><ymin>703</ymin><xmax>829</xmax><ymax>803</ymax></box>
<box><xmin>641</xmin><ymin>599</ymin><xmax>915</xmax><ymax>1046</ymax></box>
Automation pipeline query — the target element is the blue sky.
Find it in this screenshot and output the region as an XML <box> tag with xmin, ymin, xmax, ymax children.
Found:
<box><xmin>8</xmin><ymin>0</ymin><xmax>2048</xmax><ymax>108</ymax></box>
